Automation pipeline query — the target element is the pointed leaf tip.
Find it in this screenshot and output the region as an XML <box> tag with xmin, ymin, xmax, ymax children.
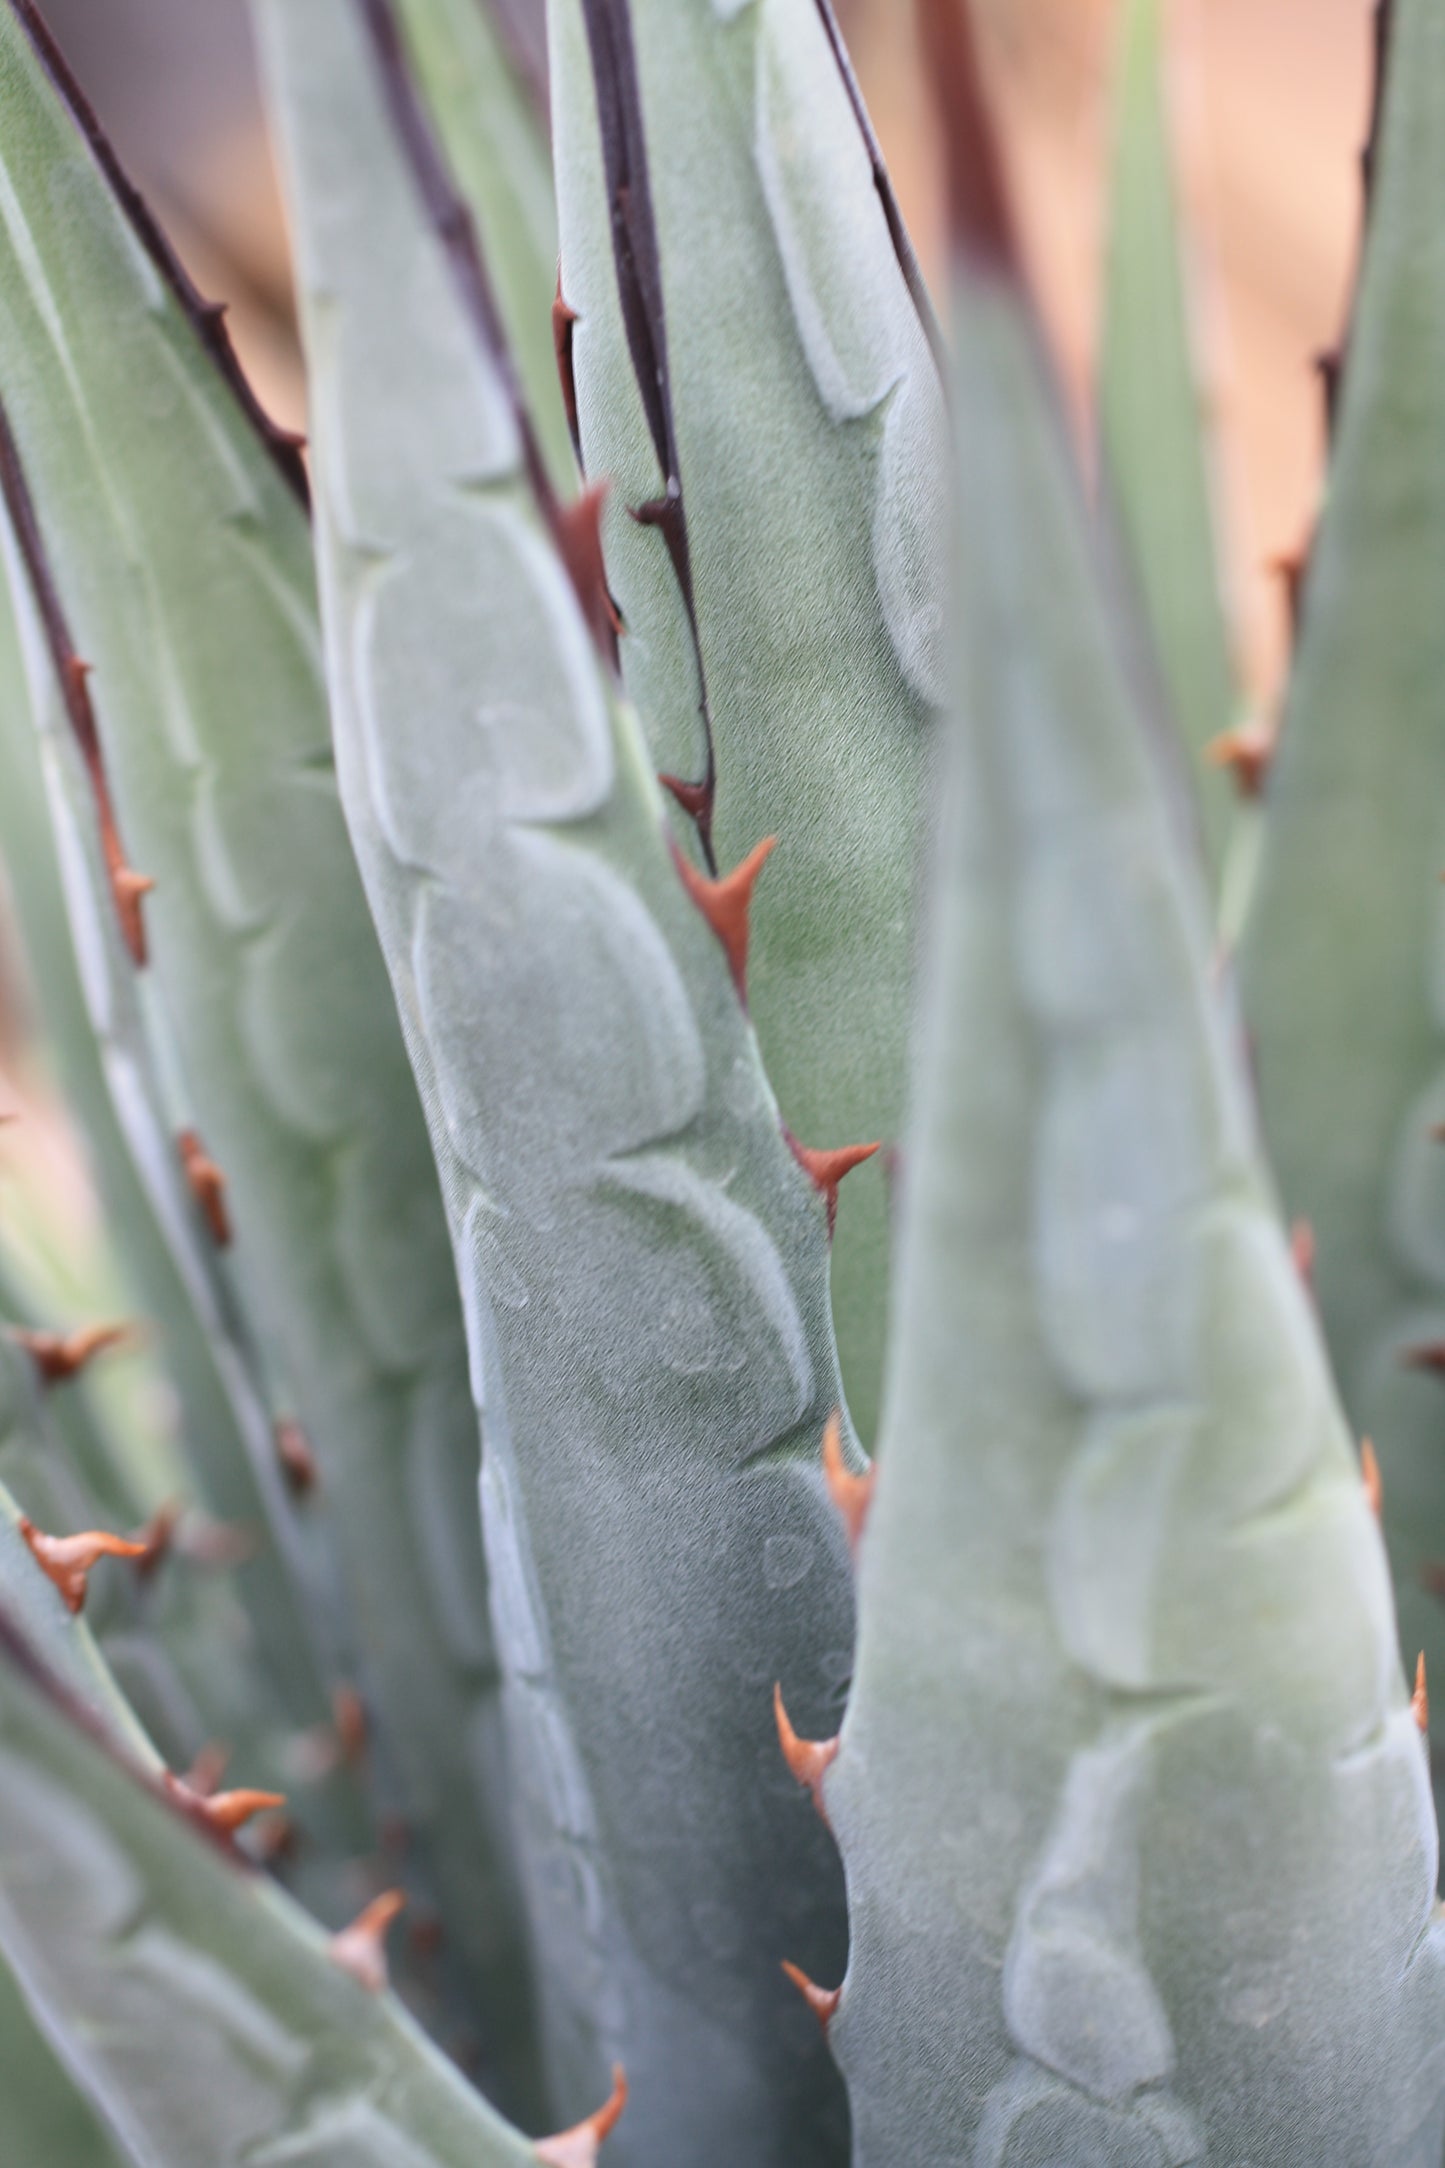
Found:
<box><xmin>772</xmin><ymin>1683</ymin><xmax>838</xmax><ymax>1820</ymax></box>
<box><xmin>822</xmin><ymin>1409</ymin><xmax>875</xmax><ymax>1554</ymax></box>
<box><xmin>788</xmin><ymin>1137</ymin><xmax>881</xmax><ymax>1235</ymax></box>
<box><xmin>672</xmin><ymin>836</ymin><xmax>777</xmax><ymax>997</ymax></box>
<box><xmin>781</xmin><ymin>1959</ymin><xmax>842</xmax><ymax>2032</ymax></box>
<box><xmin>177</xmin><ymin>1129</ymin><xmax>231</xmax><ymax>1246</ymax></box>
<box><xmin>536</xmin><ymin>2065</ymin><xmax>629</xmax><ymax>2167</ymax></box>
<box><xmin>12</xmin><ymin>1320</ymin><xmax>133</xmax><ymax>1385</ymax></box>
<box><xmin>330</xmin><ymin>1889</ymin><xmax>406</xmax><ymax>1994</ymax></box>
<box><xmin>1415</xmin><ymin>1652</ymin><xmax>1430</xmax><ymax>1735</ymax></box>
<box><xmin>18</xmin><ymin>1518</ymin><xmax>148</xmax><ymax>1614</ymax></box>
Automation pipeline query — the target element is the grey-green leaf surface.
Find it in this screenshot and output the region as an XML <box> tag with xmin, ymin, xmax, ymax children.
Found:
<box><xmin>1100</xmin><ymin>0</ymin><xmax>1237</xmax><ymax>883</ymax></box>
<box><xmin>256</xmin><ymin>0</ymin><xmax>856</xmax><ymax>2155</ymax></box>
<box><xmin>0</xmin><ymin>1954</ymin><xmax>130</xmax><ymax>2168</ymax></box>
<box><xmin>0</xmin><ymin>1269</ymin><xmax>359</xmax><ymax>1914</ymax></box>
<box><xmin>825</xmin><ymin>235</ymin><xmax>1445</xmax><ymax>2166</ymax></box>
<box><xmin>0</xmin><ymin>1462</ymin><xmax>154</xmax><ymax>1762</ymax></box>
<box><xmin>0</xmin><ymin>1612</ymin><xmax>546</xmax><ymax>2168</ymax></box>
<box><xmin>1240</xmin><ymin>0</ymin><xmax>1445</xmax><ymax>1853</ymax></box>
<box><xmin>0</xmin><ymin>1451</ymin><xmax>143</xmax><ymax>2168</ymax></box>
<box><xmin>0</xmin><ymin>0</ymin><xmax>534</xmax><ymax>2077</ymax></box>
<box><xmin>0</xmin><ymin>490</ymin><xmax>342</xmax><ymax>1735</ymax></box>
<box><xmin>394</xmin><ymin>0</ymin><xmax>574</xmax><ymax>490</ymax></box>
<box><xmin>549</xmin><ymin>0</ymin><xmax>946</xmax><ymax>1445</ymax></box>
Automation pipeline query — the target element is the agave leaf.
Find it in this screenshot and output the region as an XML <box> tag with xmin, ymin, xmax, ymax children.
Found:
<box><xmin>824</xmin><ymin>22</ymin><xmax>1445</xmax><ymax>2162</ymax></box>
<box><xmin>1240</xmin><ymin>0</ymin><xmax>1445</xmax><ymax>1850</ymax></box>
<box><xmin>0</xmin><ymin>1466</ymin><xmax>153</xmax><ymax>1761</ymax></box>
<box><xmin>0</xmin><ymin>1444</ymin><xmax>144</xmax><ymax>2167</ymax></box>
<box><xmin>0</xmin><ymin>492</ymin><xmax>341</xmax><ymax>1740</ymax></box>
<box><xmin>255</xmin><ymin>0</ymin><xmax>856</xmax><ymax>2155</ymax></box>
<box><xmin>0</xmin><ymin>0</ymin><xmax>534</xmax><ymax>2074</ymax></box>
<box><xmin>0</xmin><ymin>1276</ymin><xmax>366</xmax><ymax>1919</ymax></box>
<box><xmin>548</xmin><ymin>0</ymin><xmax>946</xmax><ymax>1444</ymax></box>
<box><xmin>1099</xmin><ymin>0</ymin><xmax>1237</xmax><ymax>881</ymax></box>
<box><xmin>0</xmin><ymin>1955</ymin><xmax>130</xmax><ymax>2168</ymax></box>
<box><xmin>393</xmin><ymin>0</ymin><xmax>574</xmax><ymax>490</ymax></box>
<box><xmin>0</xmin><ymin>1610</ymin><xmax>550</xmax><ymax>2168</ymax></box>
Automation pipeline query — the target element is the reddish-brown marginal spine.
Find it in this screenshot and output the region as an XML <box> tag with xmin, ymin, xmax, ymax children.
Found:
<box><xmin>358</xmin><ymin>0</ymin><xmax>631</xmax><ymax>683</ymax></box>
<box><xmin>330</xmin><ymin>1889</ymin><xmax>407</xmax><ymax>1993</ymax></box>
<box><xmin>4</xmin><ymin>0</ymin><xmax>309</xmax><ymax>508</ymax></box>
<box><xmin>0</xmin><ymin>1598</ymin><xmax>247</xmax><ymax>1861</ymax></box>
<box><xmin>535</xmin><ymin>2066</ymin><xmax>629</xmax><ymax>2168</ymax></box>
<box><xmin>780</xmin><ymin>1959</ymin><xmax>842</xmax><ymax>2032</ymax></box>
<box><xmin>0</xmin><ymin>391</ymin><xmax>154</xmax><ymax>965</ymax></box>
<box><xmin>577</xmin><ymin>0</ymin><xmax>719</xmax><ymax>867</ymax></box>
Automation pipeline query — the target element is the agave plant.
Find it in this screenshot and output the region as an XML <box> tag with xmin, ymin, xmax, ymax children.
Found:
<box><xmin>0</xmin><ymin>0</ymin><xmax>1440</xmax><ymax>2158</ymax></box>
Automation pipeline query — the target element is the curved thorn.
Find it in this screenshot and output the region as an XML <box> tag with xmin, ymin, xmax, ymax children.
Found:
<box><xmin>274</xmin><ymin>1419</ymin><xmax>318</xmax><ymax>1496</ymax></box>
<box><xmin>1205</xmin><ymin>721</ymin><xmax>1275</xmax><ymax>801</ymax></box>
<box><xmin>18</xmin><ymin>1518</ymin><xmax>148</xmax><ymax>1614</ymax></box>
<box><xmin>164</xmin><ymin>1771</ymin><xmax>287</xmax><ymax>1836</ymax></box>
<box><xmin>1361</xmin><ymin>1438</ymin><xmax>1383</xmax><ymax>1521</ymax></box>
<box><xmin>822</xmin><ymin>1409</ymin><xmax>875</xmax><ymax>1555</ymax></box>
<box><xmin>178</xmin><ymin>1129</ymin><xmax>231</xmax><ymax>1246</ymax></box>
<box><xmin>788</xmin><ymin>1137</ymin><xmax>881</xmax><ymax>1236</ymax></box>
<box><xmin>781</xmin><ymin>1958</ymin><xmax>842</xmax><ymax>2032</ymax></box>
<box><xmin>536</xmin><ymin>2065</ymin><xmax>629</xmax><ymax>2167</ymax></box>
<box><xmin>672</xmin><ymin>836</ymin><xmax>777</xmax><ymax>998</ymax></box>
<box><xmin>1289</xmin><ymin>1219</ymin><xmax>1315</xmax><ymax>1294</ymax></box>
<box><xmin>553</xmin><ymin>271</ymin><xmax>582</xmax><ymax>462</ymax></box>
<box><xmin>556</xmin><ymin>482</ymin><xmax>623</xmax><ymax>652</ymax></box>
<box><xmin>773</xmin><ymin>1683</ymin><xmax>838</xmax><ymax>1821</ymax></box>
<box><xmin>1415</xmin><ymin>1653</ymin><xmax>1430</xmax><ymax>1735</ymax></box>
<box><xmin>12</xmin><ymin>1320</ymin><xmax>134</xmax><ymax>1385</ymax></box>
<box><xmin>329</xmin><ymin>1890</ymin><xmax>407</xmax><ymax>1994</ymax></box>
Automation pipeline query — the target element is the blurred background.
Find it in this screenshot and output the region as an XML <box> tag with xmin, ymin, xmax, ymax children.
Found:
<box><xmin>0</xmin><ymin>0</ymin><xmax>1380</xmax><ymax>1337</ymax></box>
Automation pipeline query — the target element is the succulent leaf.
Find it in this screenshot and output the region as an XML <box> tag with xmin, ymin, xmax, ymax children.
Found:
<box><xmin>0</xmin><ymin>0</ymin><xmax>536</xmax><ymax>2077</ymax></box>
<box><xmin>0</xmin><ymin>1954</ymin><xmax>130</xmax><ymax>2168</ymax></box>
<box><xmin>0</xmin><ymin>1607</ymin><xmax>549</xmax><ymax>2168</ymax></box>
<box><xmin>824</xmin><ymin>19</ymin><xmax>1445</xmax><ymax>2160</ymax></box>
<box><xmin>548</xmin><ymin>0</ymin><xmax>947</xmax><ymax>1444</ymax></box>
<box><xmin>1100</xmin><ymin>0</ymin><xmax>1238</xmax><ymax>884</ymax></box>
<box><xmin>392</xmin><ymin>0</ymin><xmax>574</xmax><ymax>491</ymax></box>
<box><xmin>1240</xmin><ymin>0</ymin><xmax>1445</xmax><ymax>1854</ymax></box>
<box><xmin>255</xmin><ymin>0</ymin><xmax>859</xmax><ymax>2154</ymax></box>
<box><xmin>0</xmin><ymin>484</ymin><xmax>342</xmax><ymax>1736</ymax></box>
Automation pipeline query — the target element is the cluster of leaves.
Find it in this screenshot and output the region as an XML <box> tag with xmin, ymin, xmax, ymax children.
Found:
<box><xmin>0</xmin><ymin>0</ymin><xmax>1440</xmax><ymax>2162</ymax></box>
